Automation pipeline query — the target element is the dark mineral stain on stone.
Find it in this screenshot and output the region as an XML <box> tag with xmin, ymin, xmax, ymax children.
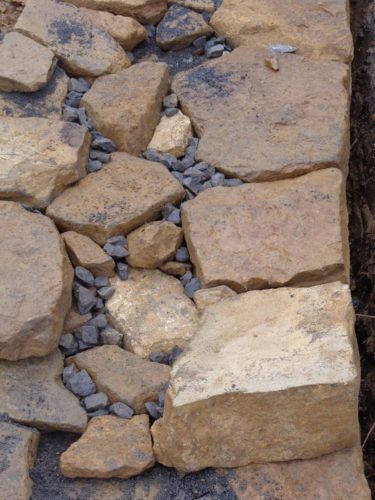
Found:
<box><xmin>0</xmin><ymin>434</ymin><xmax>21</xmax><ymax>473</ymax></box>
<box><xmin>49</xmin><ymin>18</ymin><xmax>93</xmax><ymax>48</ymax></box>
<box><xmin>184</xmin><ymin>65</ymin><xmax>234</xmax><ymax>98</ymax></box>
<box><xmin>157</xmin><ymin>5</ymin><xmax>206</xmax><ymax>43</ymax></box>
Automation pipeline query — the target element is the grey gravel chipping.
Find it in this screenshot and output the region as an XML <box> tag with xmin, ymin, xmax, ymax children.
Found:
<box><xmin>66</xmin><ymin>369</ymin><xmax>96</xmax><ymax>397</ymax></box>
<box><xmin>109</xmin><ymin>402</ymin><xmax>134</xmax><ymax>419</ymax></box>
<box><xmin>103</xmin><ymin>243</ymin><xmax>129</xmax><ymax>259</ymax></box>
<box><xmin>100</xmin><ymin>326</ymin><xmax>123</xmax><ymax>346</ymax></box>
<box><xmin>83</xmin><ymin>392</ymin><xmax>109</xmax><ymax>411</ymax></box>
<box><xmin>75</xmin><ymin>266</ymin><xmax>94</xmax><ymax>288</ymax></box>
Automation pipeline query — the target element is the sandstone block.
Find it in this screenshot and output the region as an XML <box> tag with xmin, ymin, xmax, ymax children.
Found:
<box><xmin>193</xmin><ymin>285</ymin><xmax>236</xmax><ymax>312</ymax></box>
<box><xmin>148</xmin><ymin>110</ymin><xmax>192</xmax><ymax>157</ymax></box>
<box><xmin>168</xmin><ymin>0</ymin><xmax>214</xmax><ymax>12</ymax></box>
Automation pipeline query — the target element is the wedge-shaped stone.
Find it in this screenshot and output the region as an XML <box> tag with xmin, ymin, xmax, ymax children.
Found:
<box><xmin>182</xmin><ymin>168</ymin><xmax>348</xmax><ymax>291</ymax></box>
<box><xmin>152</xmin><ymin>282</ymin><xmax>360</xmax><ymax>471</ymax></box>
<box><xmin>47</xmin><ymin>152</ymin><xmax>185</xmax><ymax>245</ymax></box>
<box><xmin>81</xmin><ymin>62</ymin><xmax>169</xmax><ymax>155</ymax></box>
<box><xmin>211</xmin><ymin>0</ymin><xmax>353</xmax><ymax>63</ymax></box>
<box><xmin>0</xmin><ymin>118</ymin><xmax>90</xmax><ymax>209</ymax></box>
<box><xmin>172</xmin><ymin>47</ymin><xmax>350</xmax><ymax>181</ymax></box>
<box><xmin>107</xmin><ymin>270</ymin><xmax>199</xmax><ymax>358</ymax></box>
<box><xmin>0</xmin><ymin>202</ymin><xmax>73</xmax><ymax>360</ymax></box>
<box><xmin>148</xmin><ymin>110</ymin><xmax>192</xmax><ymax>157</ymax></box>
<box><xmin>15</xmin><ymin>0</ymin><xmax>130</xmax><ymax>77</ymax></box>
<box><xmin>0</xmin><ymin>350</ymin><xmax>87</xmax><ymax>432</ymax></box>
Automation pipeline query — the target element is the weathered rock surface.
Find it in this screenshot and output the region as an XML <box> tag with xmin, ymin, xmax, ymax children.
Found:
<box><xmin>152</xmin><ymin>282</ymin><xmax>360</xmax><ymax>471</ymax></box>
<box><xmin>47</xmin><ymin>152</ymin><xmax>185</xmax><ymax>245</ymax></box>
<box><xmin>168</xmin><ymin>0</ymin><xmax>214</xmax><ymax>12</ymax></box>
<box><xmin>67</xmin><ymin>345</ymin><xmax>170</xmax><ymax>413</ymax></box>
<box><xmin>159</xmin><ymin>261</ymin><xmax>191</xmax><ymax>277</ymax></box>
<box><xmin>81</xmin><ymin>62</ymin><xmax>169</xmax><ymax>154</ymax></box>
<box><xmin>148</xmin><ymin>110</ymin><xmax>192</xmax><ymax>157</ymax></box>
<box><xmin>0</xmin><ymin>350</ymin><xmax>87</xmax><ymax>432</ymax></box>
<box><xmin>0</xmin><ymin>421</ymin><xmax>40</xmax><ymax>500</ymax></box>
<box><xmin>107</xmin><ymin>271</ymin><xmax>199</xmax><ymax>358</ymax></box>
<box><xmin>172</xmin><ymin>47</ymin><xmax>350</xmax><ymax>181</ymax></box>
<box><xmin>60</xmin><ymin>415</ymin><xmax>154</xmax><ymax>479</ymax></box>
<box><xmin>210</xmin><ymin>0</ymin><xmax>353</xmax><ymax>63</ymax></box>
<box><xmin>15</xmin><ymin>0</ymin><xmax>130</xmax><ymax>77</ymax></box>
<box><xmin>0</xmin><ymin>202</ymin><xmax>73</xmax><ymax>360</ymax></box>
<box><xmin>193</xmin><ymin>285</ymin><xmax>236</xmax><ymax>312</ymax></box>
<box><xmin>63</xmin><ymin>307</ymin><xmax>92</xmax><ymax>334</ymax></box>
<box><xmin>181</xmin><ymin>168</ymin><xmax>348</xmax><ymax>291</ymax></box>
<box><xmin>0</xmin><ymin>32</ymin><xmax>56</xmax><ymax>92</ymax></box>
<box><xmin>0</xmin><ymin>118</ymin><xmax>90</xmax><ymax>208</ymax></box>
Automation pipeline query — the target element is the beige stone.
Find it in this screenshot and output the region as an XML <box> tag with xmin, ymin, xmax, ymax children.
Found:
<box><xmin>0</xmin><ymin>350</ymin><xmax>87</xmax><ymax>432</ymax></box>
<box><xmin>60</xmin><ymin>415</ymin><xmax>154</xmax><ymax>479</ymax></box>
<box><xmin>152</xmin><ymin>282</ymin><xmax>360</xmax><ymax>471</ymax></box>
<box><xmin>127</xmin><ymin>221</ymin><xmax>183</xmax><ymax>269</ymax></box>
<box><xmin>172</xmin><ymin>47</ymin><xmax>350</xmax><ymax>181</ymax></box>
<box><xmin>210</xmin><ymin>0</ymin><xmax>353</xmax><ymax>63</ymax></box>
<box><xmin>148</xmin><ymin>110</ymin><xmax>192</xmax><ymax>157</ymax></box>
<box><xmin>0</xmin><ymin>118</ymin><xmax>90</xmax><ymax>208</ymax></box>
<box><xmin>168</xmin><ymin>0</ymin><xmax>214</xmax><ymax>13</ymax></box>
<box><xmin>0</xmin><ymin>31</ymin><xmax>56</xmax><ymax>92</ymax></box>
<box><xmin>64</xmin><ymin>307</ymin><xmax>92</xmax><ymax>334</ymax></box>
<box><xmin>107</xmin><ymin>271</ymin><xmax>199</xmax><ymax>358</ymax></box>
<box><xmin>193</xmin><ymin>285</ymin><xmax>236</xmax><ymax>312</ymax></box>
<box><xmin>47</xmin><ymin>152</ymin><xmax>185</xmax><ymax>245</ymax></box>
<box><xmin>0</xmin><ymin>202</ymin><xmax>73</xmax><ymax>360</ymax></box>
<box><xmin>0</xmin><ymin>421</ymin><xmax>40</xmax><ymax>500</ymax></box>
<box><xmin>181</xmin><ymin>168</ymin><xmax>349</xmax><ymax>292</ymax></box>
<box><xmin>15</xmin><ymin>0</ymin><xmax>130</xmax><ymax>77</ymax></box>
<box><xmin>159</xmin><ymin>261</ymin><xmax>191</xmax><ymax>277</ymax></box>
<box><xmin>81</xmin><ymin>62</ymin><xmax>169</xmax><ymax>154</ymax></box>
<box><xmin>62</xmin><ymin>231</ymin><xmax>115</xmax><ymax>277</ymax></box>
<box><xmin>67</xmin><ymin>345</ymin><xmax>170</xmax><ymax>413</ymax></box>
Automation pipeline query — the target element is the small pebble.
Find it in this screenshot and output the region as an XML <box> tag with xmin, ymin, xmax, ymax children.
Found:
<box><xmin>211</xmin><ymin>172</ymin><xmax>225</xmax><ymax>187</ymax></box>
<box><xmin>109</xmin><ymin>402</ymin><xmax>134</xmax><ymax>419</ymax></box>
<box><xmin>103</xmin><ymin>243</ymin><xmax>129</xmax><ymax>258</ymax></box>
<box><xmin>206</xmin><ymin>44</ymin><xmax>225</xmax><ymax>58</ymax></box>
<box><xmin>223</xmin><ymin>178</ymin><xmax>243</xmax><ymax>187</ymax></box>
<box><xmin>91</xmin><ymin>135</ymin><xmax>117</xmax><ymax>153</ymax></box>
<box><xmin>116</xmin><ymin>262</ymin><xmax>129</xmax><ymax>280</ymax></box>
<box><xmin>87</xmin><ymin>409</ymin><xmax>109</xmax><ymax>418</ymax></box>
<box><xmin>149</xmin><ymin>351</ymin><xmax>169</xmax><ymax>364</ymax></box>
<box><xmin>161</xmin><ymin>203</ymin><xmax>176</xmax><ymax>219</ymax></box>
<box><xmin>65</xmin><ymin>91</ymin><xmax>82</xmax><ymax>108</ymax></box>
<box><xmin>94</xmin><ymin>298</ymin><xmax>104</xmax><ymax>312</ymax></box>
<box><xmin>77</xmin><ymin>340</ymin><xmax>92</xmax><ymax>351</ymax></box>
<box><xmin>180</xmin><ymin>270</ymin><xmax>193</xmax><ymax>286</ymax></box>
<box><xmin>59</xmin><ymin>333</ymin><xmax>78</xmax><ymax>356</ymax></box>
<box><xmin>83</xmin><ymin>392</ymin><xmax>109</xmax><ymax>412</ymax></box>
<box><xmin>167</xmin><ymin>209</ymin><xmax>181</xmax><ymax>225</ymax></box>
<box><xmin>145</xmin><ymin>401</ymin><xmax>163</xmax><ymax>419</ymax></box>
<box><xmin>163</xmin><ymin>93</ymin><xmax>178</xmax><ymax>108</ymax></box>
<box><xmin>75</xmin><ymin>266</ymin><xmax>94</xmax><ymax>288</ymax></box>
<box><xmin>158</xmin><ymin>385</ymin><xmax>168</xmax><ymax>407</ymax></box>
<box><xmin>193</xmin><ymin>36</ymin><xmax>206</xmax><ymax>49</ymax></box>
<box><xmin>94</xmin><ymin>276</ymin><xmax>110</xmax><ymax>288</ymax></box>
<box><xmin>88</xmin><ymin>313</ymin><xmax>107</xmax><ymax>329</ymax></box>
<box><xmin>164</xmin><ymin>107</ymin><xmax>179</xmax><ymax>117</ymax></box>
<box><xmin>169</xmin><ymin>346</ymin><xmax>183</xmax><ymax>364</ymax></box>
<box><xmin>100</xmin><ymin>326</ymin><xmax>123</xmax><ymax>346</ymax></box>
<box><xmin>184</xmin><ymin>277</ymin><xmax>201</xmax><ymax>298</ymax></box>
<box><xmin>68</xmin><ymin>77</ymin><xmax>90</xmax><ymax>93</ymax></box>
<box><xmin>75</xmin><ymin>324</ymin><xmax>99</xmax><ymax>345</ymax></box>
<box><xmin>87</xmin><ymin>160</ymin><xmax>102</xmax><ymax>173</ymax></box>
<box><xmin>77</xmin><ymin>107</ymin><xmax>92</xmax><ymax>129</ymax></box>
<box><xmin>97</xmin><ymin>286</ymin><xmax>115</xmax><ymax>301</ymax></box>
<box><xmin>63</xmin><ymin>105</ymin><xmax>78</xmax><ymax>122</ymax></box>
<box><xmin>66</xmin><ymin>369</ymin><xmax>96</xmax><ymax>397</ymax></box>
<box><xmin>269</xmin><ymin>44</ymin><xmax>297</xmax><ymax>53</ymax></box>
<box><xmin>176</xmin><ymin>246</ymin><xmax>190</xmax><ymax>263</ymax></box>
<box><xmin>90</xmin><ymin>149</ymin><xmax>111</xmax><ymax>163</ymax></box>
<box><xmin>62</xmin><ymin>364</ymin><xmax>78</xmax><ymax>385</ymax></box>
<box><xmin>76</xmin><ymin>286</ymin><xmax>96</xmax><ymax>315</ymax></box>
<box><xmin>106</xmin><ymin>235</ymin><xmax>127</xmax><ymax>247</ymax></box>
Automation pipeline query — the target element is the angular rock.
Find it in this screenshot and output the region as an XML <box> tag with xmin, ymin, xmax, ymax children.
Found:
<box><xmin>81</xmin><ymin>62</ymin><xmax>169</xmax><ymax>154</ymax></box>
<box><xmin>148</xmin><ymin>110</ymin><xmax>193</xmax><ymax>157</ymax></box>
<box><xmin>60</xmin><ymin>415</ymin><xmax>154</xmax><ymax>479</ymax></box>
<box><xmin>152</xmin><ymin>282</ymin><xmax>360</xmax><ymax>471</ymax></box>
<box><xmin>107</xmin><ymin>270</ymin><xmax>199</xmax><ymax>358</ymax></box>
<box><xmin>63</xmin><ymin>307</ymin><xmax>92</xmax><ymax>334</ymax></box>
<box><xmin>172</xmin><ymin>47</ymin><xmax>350</xmax><ymax>181</ymax></box>
<box><xmin>0</xmin><ymin>117</ymin><xmax>90</xmax><ymax>208</ymax></box>
<box><xmin>47</xmin><ymin>152</ymin><xmax>185</xmax><ymax>245</ymax></box>
<box><xmin>67</xmin><ymin>345</ymin><xmax>171</xmax><ymax>413</ymax></box>
<box><xmin>0</xmin><ymin>202</ymin><xmax>73</xmax><ymax>360</ymax></box>
<box><xmin>156</xmin><ymin>5</ymin><xmax>213</xmax><ymax>51</ymax></box>
<box><xmin>193</xmin><ymin>285</ymin><xmax>236</xmax><ymax>312</ymax></box>
<box><xmin>168</xmin><ymin>0</ymin><xmax>214</xmax><ymax>12</ymax></box>
<box><xmin>159</xmin><ymin>261</ymin><xmax>191</xmax><ymax>277</ymax></box>
<box><xmin>15</xmin><ymin>0</ymin><xmax>130</xmax><ymax>77</ymax></box>
<box><xmin>210</xmin><ymin>0</ymin><xmax>353</xmax><ymax>63</ymax></box>
<box><xmin>0</xmin><ymin>350</ymin><xmax>87</xmax><ymax>432</ymax></box>
<box><xmin>181</xmin><ymin>169</ymin><xmax>349</xmax><ymax>291</ymax></box>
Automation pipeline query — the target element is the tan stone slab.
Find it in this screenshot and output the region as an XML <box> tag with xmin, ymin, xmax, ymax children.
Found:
<box><xmin>148</xmin><ymin>110</ymin><xmax>192</xmax><ymax>157</ymax></box>
<box><xmin>181</xmin><ymin>168</ymin><xmax>349</xmax><ymax>292</ymax></box>
<box><xmin>0</xmin><ymin>118</ymin><xmax>90</xmax><ymax>208</ymax></box>
<box><xmin>172</xmin><ymin>47</ymin><xmax>350</xmax><ymax>181</ymax></box>
<box><xmin>47</xmin><ymin>152</ymin><xmax>185</xmax><ymax>245</ymax></box>
<box><xmin>210</xmin><ymin>0</ymin><xmax>353</xmax><ymax>63</ymax></box>
<box><xmin>15</xmin><ymin>0</ymin><xmax>130</xmax><ymax>77</ymax></box>
<box><xmin>193</xmin><ymin>285</ymin><xmax>236</xmax><ymax>312</ymax></box>
<box><xmin>0</xmin><ymin>202</ymin><xmax>73</xmax><ymax>360</ymax></box>
<box><xmin>159</xmin><ymin>261</ymin><xmax>191</xmax><ymax>277</ymax></box>
<box><xmin>168</xmin><ymin>0</ymin><xmax>214</xmax><ymax>13</ymax></box>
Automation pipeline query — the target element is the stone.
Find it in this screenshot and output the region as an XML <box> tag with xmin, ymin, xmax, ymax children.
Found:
<box><xmin>59</xmin><ymin>333</ymin><xmax>78</xmax><ymax>355</ymax></box>
<box><xmin>69</xmin><ymin>77</ymin><xmax>91</xmax><ymax>93</ymax></box>
<box><xmin>156</xmin><ymin>5</ymin><xmax>213</xmax><ymax>51</ymax></box>
<box><xmin>97</xmin><ymin>286</ymin><xmax>115</xmax><ymax>301</ymax></box>
<box><xmin>75</xmin><ymin>266</ymin><xmax>95</xmax><ymax>287</ymax></box>
<box><xmin>127</xmin><ymin>221</ymin><xmax>183</xmax><ymax>269</ymax></box>
<box><xmin>106</xmin><ymin>271</ymin><xmax>199</xmax><ymax>358</ymax></box>
<box><xmin>109</xmin><ymin>402</ymin><xmax>134</xmax><ymax>419</ymax></box>
<box><xmin>83</xmin><ymin>392</ymin><xmax>109</xmax><ymax>411</ymax></box>
<box><xmin>67</xmin><ymin>345</ymin><xmax>171</xmax><ymax>413</ymax></box>
<box><xmin>176</xmin><ymin>246</ymin><xmax>190</xmax><ymax>262</ymax></box>
<box><xmin>64</xmin><ymin>307</ymin><xmax>92</xmax><ymax>333</ymax></box>
<box><xmin>60</xmin><ymin>415</ymin><xmax>155</xmax><ymax>479</ymax></box>
<box><xmin>100</xmin><ymin>326</ymin><xmax>123</xmax><ymax>346</ymax></box>
<box><xmin>168</xmin><ymin>0</ymin><xmax>214</xmax><ymax>12</ymax></box>
<box><xmin>0</xmin><ymin>202</ymin><xmax>73</xmax><ymax>360</ymax></box>
<box><xmin>152</xmin><ymin>282</ymin><xmax>360</xmax><ymax>471</ymax></box>
<box><xmin>0</xmin><ymin>421</ymin><xmax>40</xmax><ymax>500</ymax></box>
<box><xmin>63</xmin><ymin>364</ymin><xmax>79</xmax><ymax>384</ymax></box>
<box><xmin>181</xmin><ymin>168</ymin><xmax>349</xmax><ymax>291</ymax></box>
<box><xmin>148</xmin><ymin>111</ymin><xmax>193</xmax><ymax>157</ymax></box>
<box><xmin>47</xmin><ymin>152</ymin><xmax>185</xmax><ymax>245</ymax></box>
<box><xmin>81</xmin><ymin>62</ymin><xmax>169</xmax><ymax>155</ymax></box>
<box><xmin>145</xmin><ymin>401</ymin><xmax>163</xmax><ymax>419</ymax></box>
<box><xmin>184</xmin><ymin>276</ymin><xmax>201</xmax><ymax>298</ymax></box>
<box><xmin>163</xmin><ymin>93</ymin><xmax>178</xmax><ymax>108</ymax></box>
<box><xmin>172</xmin><ymin>47</ymin><xmax>350</xmax><ymax>181</ymax></box>
<box><xmin>91</xmin><ymin>134</ymin><xmax>116</xmax><ymax>153</ymax></box>
<box><xmin>0</xmin><ymin>118</ymin><xmax>90</xmax><ymax>208</ymax></box>
<box><xmin>62</xmin><ymin>231</ymin><xmax>115</xmax><ymax>277</ymax></box>
<box><xmin>89</xmin><ymin>313</ymin><xmax>107</xmax><ymax>328</ymax></box>
<box><xmin>116</xmin><ymin>262</ymin><xmax>129</xmax><ymax>280</ymax></box>
<box><xmin>75</xmin><ymin>325</ymin><xmax>99</xmax><ymax>345</ymax></box>
<box><xmin>15</xmin><ymin>0</ymin><xmax>130</xmax><ymax>77</ymax></box>
<box><xmin>193</xmin><ymin>285</ymin><xmax>236</xmax><ymax>312</ymax></box>
<box><xmin>76</xmin><ymin>286</ymin><xmax>97</xmax><ymax>315</ymax></box>
<box><xmin>0</xmin><ymin>350</ymin><xmax>87</xmax><ymax>432</ymax></box>
<box><xmin>0</xmin><ymin>32</ymin><xmax>56</xmax><ymax>92</ymax></box>
<box><xmin>205</xmin><ymin>44</ymin><xmax>224</xmax><ymax>58</ymax></box>
<box><xmin>66</xmin><ymin>369</ymin><xmax>97</xmax><ymax>397</ymax></box>
<box><xmin>210</xmin><ymin>0</ymin><xmax>353</xmax><ymax>63</ymax></box>
<box><xmin>159</xmin><ymin>261</ymin><xmax>191</xmax><ymax>277</ymax></box>
<box><xmin>103</xmin><ymin>243</ymin><xmax>129</xmax><ymax>259</ymax></box>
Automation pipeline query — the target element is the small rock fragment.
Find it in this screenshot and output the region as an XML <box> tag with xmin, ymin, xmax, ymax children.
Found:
<box><xmin>66</xmin><ymin>369</ymin><xmax>97</xmax><ymax>397</ymax></box>
<box><xmin>83</xmin><ymin>392</ymin><xmax>109</xmax><ymax>411</ymax></box>
<box><xmin>110</xmin><ymin>402</ymin><xmax>134</xmax><ymax>419</ymax></box>
<box><xmin>100</xmin><ymin>326</ymin><xmax>123</xmax><ymax>346</ymax></box>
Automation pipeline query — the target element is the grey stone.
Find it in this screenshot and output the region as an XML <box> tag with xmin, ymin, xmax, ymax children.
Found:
<box><xmin>144</xmin><ymin>401</ymin><xmax>163</xmax><ymax>419</ymax></box>
<box><xmin>66</xmin><ymin>369</ymin><xmax>96</xmax><ymax>397</ymax></box>
<box><xmin>63</xmin><ymin>105</ymin><xmax>78</xmax><ymax>122</ymax></box>
<box><xmin>78</xmin><ymin>340</ymin><xmax>92</xmax><ymax>351</ymax></box>
<box><xmin>75</xmin><ymin>266</ymin><xmax>95</xmax><ymax>288</ymax></box>
<box><xmin>180</xmin><ymin>271</ymin><xmax>193</xmax><ymax>286</ymax></box>
<box><xmin>269</xmin><ymin>44</ymin><xmax>297</xmax><ymax>53</ymax></box>
<box><xmin>62</xmin><ymin>364</ymin><xmax>79</xmax><ymax>385</ymax></box>
<box><xmin>184</xmin><ymin>277</ymin><xmax>201</xmax><ymax>298</ymax></box>
<box><xmin>211</xmin><ymin>172</ymin><xmax>225</xmax><ymax>186</ymax></box>
<box><xmin>181</xmin><ymin>155</ymin><xmax>195</xmax><ymax>168</ymax></box>
<box><xmin>94</xmin><ymin>276</ymin><xmax>111</xmax><ymax>289</ymax></box>
<box><xmin>162</xmin><ymin>203</ymin><xmax>176</xmax><ymax>219</ymax></box>
<box><xmin>106</xmin><ymin>235</ymin><xmax>128</xmax><ymax>247</ymax></box>
<box><xmin>103</xmin><ymin>243</ymin><xmax>129</xmax><ymax>259</ymax></box>
<box><xmin>184</xmin><ymin>137</ymin><xmax>199</xmax><ymax>158</ymax></box>
<box><xmin>91</xmin><ymin>135</ymin><xmax>117</xmax><ymax>153</ymax></box>
<box><xmin>68</xmin><ymin>78</ymin><xmax>91</xmax><ymax>93</ymax></box>
<box><xmin>206</xmin><ymin>44</ymin><xmax>225</xmax><ymax>58</ymax></box>
<box><xmin>198</xmin><ymin>180</ymin><xmax>212</xmax><ymax>192</ymax></box>
<box><xmin>167</xmin><ymin>209</ymin><xmax>181</xmax><ymax>225</ymax></box>
<box><xmin>76</xmin><ymin>286</ymin><xmax>97</xmax><ymax>315</ymax></box>
<box><xmin>90</xmin><ymin>149</ymin><xmax>111</xmax><ymax>163</ymax></box>
<box><xmin>94</xmin><ymin>298</ymin><xmax>104</xmax><ymax>312</ymax></box>
<box><xmin>116</xmin><ymin>262</ymin><xmax>129</xmax><ymax>280</ymax></box>
<box><xmin>176</xmin><ymin>246</ymin><xmax>190</xmax><ymax>263</ymax></box>
<box><xmin>109</xmin><ymin>402</ymin><xmax>134</xmax><ymax>419</ymax></box>
<box><xmin>193</xmin><ymin>36</ymin><xmax>206</xmax><ymax>49</ymax></box>
<box><xmin>173</xmin><ymin>171</ymin><xmax>185</xmax><ymax>183</ymax></box>
<box><xmin>87</xmin><ymin>160</ymin><xmax>102</xmax><ymax>173</ymax></box>
<box><xmin>75</xmin><ymin>325</ymin><xmax>99</xmax><ymax>345</ymax></box>
<box><xmin>88</xmin><ymin>313</ymin><xmax>107</xmax><ymax>329</ymax></box>
<box><xmin>163</xmin><ymin>93</ymin><xmax>178</xmax><ymax>108</ymax></box>
<box><xmin>100</xmin><ymin>326</ymin><xmax>123</xmax><ymax>346</ymax></box>
<box><xmin>158</xmin><ymin>385</ymin><xmax>168</xmax><ymax>406</ymax></box>
<box><xmin>65</xmin><ymin>91</ymin><xmax>82</xmax><ymax>108</ymax></box>
<box><xmin>143</xmin><ymin>149</ymin><xmax>181</xmax><ymax>171</ymax></box>
<box><xmin>77</xmin><ymin>107</ymin><xmax>92</xmax><ymax>129</ymax></box>
<box><xmin>183</xmin><ymin>176</ymin><xmax>201</xmax><ymax>194</ymax></box>
<box><xmin>164</xmin><ymin>107</ymin><xmax>179</xmax><ymax>117</ymax></box>
<box><xmin>168</xmin><ymin>345</ymin><xmax>183</xmax><ymax>364</ymax></box>
<box><xmin>97</xmin><ymin>286</ymin><xmax>115</xmax><ymax>301</ymax></box>
<box><xmin>83</xmin><ymin>392</ymin><xmax>109</xmax><ymax>411</ymax></box>
<box><xmin>223</xmin><ymin>178</ymin><xmax>243</xmax><ymax>187</ymax></box>
<box><xmin>87</xmin><ymin>408</ymin><xmax>109</xmax><ymax>418</ymax></box>
<box><xmin>59</xmin><ymin>334</ymin><xmax>78</xmax><ymax>356</ymax></box>
<box><xmin>149</xmin><ymin>351</ymin><xmax>169</xmax><ymax>364</ymax></box>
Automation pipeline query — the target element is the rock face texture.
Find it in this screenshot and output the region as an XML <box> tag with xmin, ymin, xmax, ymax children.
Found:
<box><xmin>152</xmin><ymin>282</ymin><xmax>360</xmax><ymax>471</ymax></box>
<box><xmin>0</xmin><ymin>202</ymin><xmax>73</xmax><ymax>360</ymax></box>
<box><xmin>148</xmin><ymin>110</ymin><xmax>192</xmax><ymax>157</ymax></box>
<box><xmin>0</xmin><ymin>118</ymin><xmax>90</xmax><ymax>208</ymax></box>
<box><xmin>81</xmin><ymin>62</ymin><xmax>169</xmax><ymax>154</ymax></box>
<box><xmin>181</xmin><ymin>168</ymin><xmax>348</xmax><ymax>291</ymax></box>
<box><xmin>193</xmin><ymin>285</ymin><xmax>236</xmax><ymax>312</ymax></box>
<box><xmin>107</xmin><ymin>271</ymin><xmax>199</xmax><ymax>357</ymax></box>
<box><xmin>210</xmin><ymin>0</ymin><xmax>353</xmax><ymax>63</ymax></box>
<box><xmin>172</xmin><ymin>47</ymin><xmax>350</xmax><ymax>181</ymax></box>
<box><xmin>168</xmin><ymin>0</ymin><xmax>214</xmax><ymax>12</ymax></box>
<box><xmin>15</xmin><ymin>0</ymin><xmax>130</xmax><ymax>77</ymax></box>
<box><xmin>47</xmin><ymin>153</ymin><xmax>185</xmax><ymax>245</ymax></box>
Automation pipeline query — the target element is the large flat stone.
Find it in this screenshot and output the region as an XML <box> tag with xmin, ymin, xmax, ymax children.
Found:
<box><xmin>172</xmin><ymin>47</ymin><xmax>350</xmax><ymax>181</ymax></box>
<box><xmin>152</xmin><ymin>282</ymin><xmax>360</xmax><ymax>471</ymax></box>
<box><xmin>0</xmin><ymin>118</ymin><xmax>90</xmax><ymax>208</ymax></box>
<box><xmin>0</xmin><ymin>202</ymin><xmax>73</xmax><ymax>360</ymax></box>
<box><xmin>47</xmin><ymin>152</ymin><xmax>185</xmax><ymax>245</ymax></box>
<box><xmin>181</xmin><ymin>168</ymin><xmax>349</xmax><ymax>291</ymax></box>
